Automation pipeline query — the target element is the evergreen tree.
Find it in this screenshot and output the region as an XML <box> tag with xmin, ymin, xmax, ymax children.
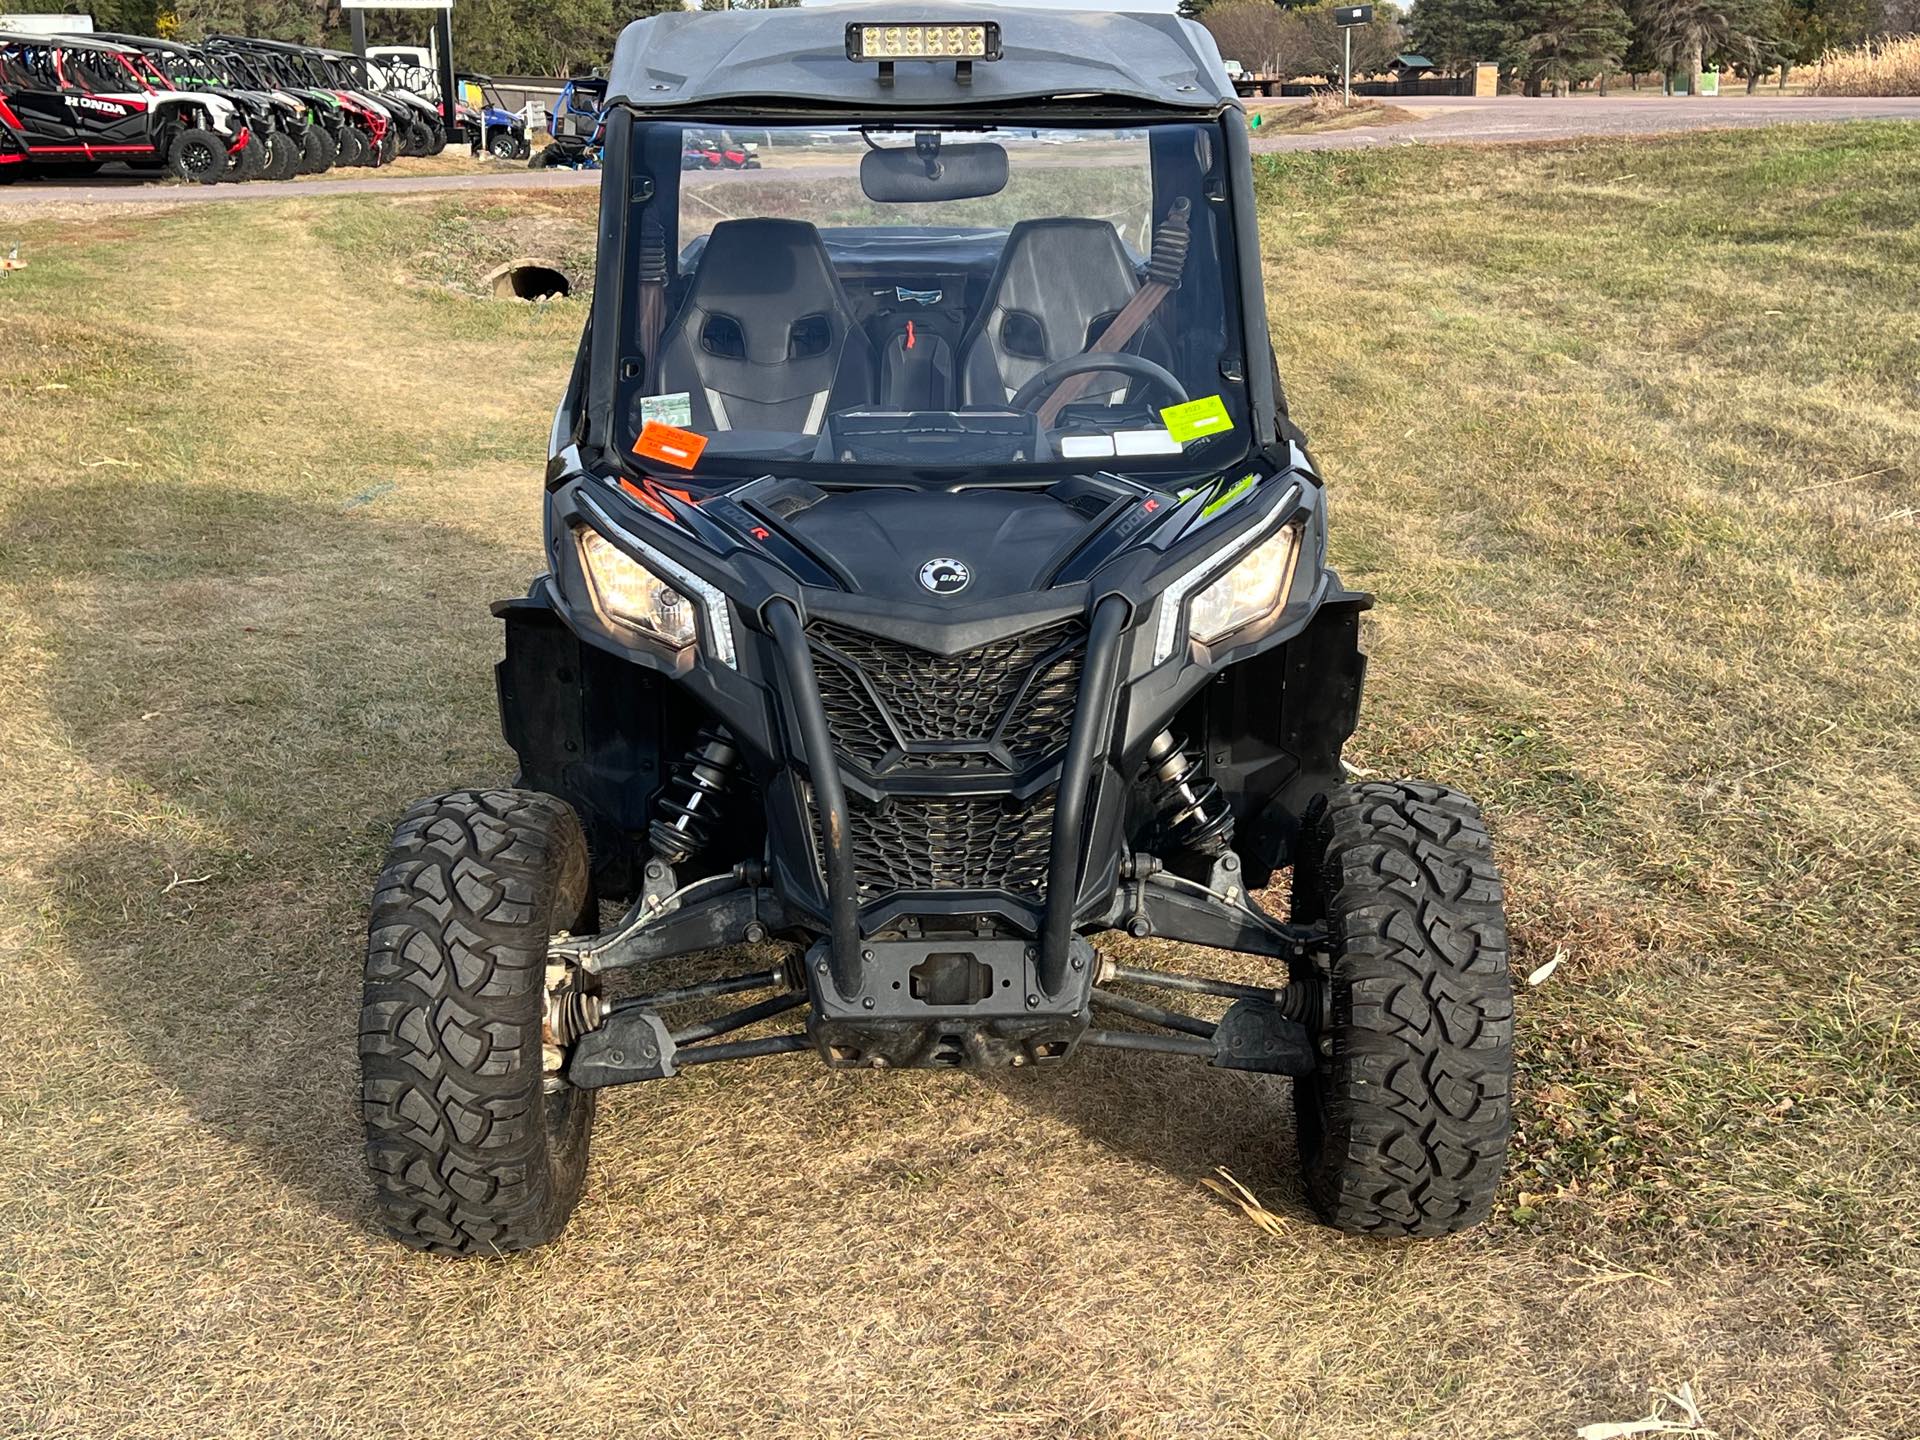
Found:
<box><xmin>1634</xmin><ymin>0</ymin><xmax>1775</xmax><ymax>90</ymax></box>
<box><xmin>1407</xmin><ymin>0</ymin><xmax>1518</xmax><ymax>73</ymax></box>
<box><xmin>1516</xmin><ymin>0</ymin><xmax>1632</xmax><ymax>92</ymax></box>
<box><xmin>1621</xmin><ymin>9</ymin><xmax>1665</xmax><ymax>86</ymax></box>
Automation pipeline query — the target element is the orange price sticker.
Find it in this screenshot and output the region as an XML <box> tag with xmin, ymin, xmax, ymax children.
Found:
<box><xmin>633</xmin><ymin>421</ymin><xmax>708</xmax><ymax>470</ymax></box>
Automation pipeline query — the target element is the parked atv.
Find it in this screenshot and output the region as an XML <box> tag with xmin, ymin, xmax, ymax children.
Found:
<box><xmin>0</xmin><ymin>32</ymin><xmax>246</xmax><ymax>182</ymax></box>
<box><xmin>680</xmin><ymin>128</ymin><xmax>760</xmax><ymax>170</ymax></box>
<box><xmin>204</xmin><ymin>36</ymin><xmax>349</xmax><ymax>172</ymax></box>
<box><xmin>219</xmin><ymin>37</ymin><xmax>392</xmax><ymax>166</ymax></box>
<box><xmin>454</xmin><ymin>72</ymin><xmax>528</xmax><ymax>158</ymax></box>
<box><xmin>362</xmin><ymin>6</ymin><xmax>1515</xmax><ymax>1256</ymax></box>
<box><xmin>371</xmin><ymin>57</ymin><xmax>456</xmax><ymax>156</ymax></box>
<box><xmin>311</xmin><ymin>46</ymin><xmax>408</xmax><ymax>163</ymax></box>
<box><xmin>528</xmin><ymin>73</ymin><xmax>604</xmax><ymax>169</ymax></box>
<box><xmin>329</xmin><ymin>48</ymin><xmax>444</xmax><ymax>157</ymax></box>
<box><xmin>208</xmin><ymin>41</ymin><xmax>341</xmax><ymax>173</ymax></box>
<box><xmin>91</xmin><ymin>34</ymin><xmax>313</xmax><ymax>181</ymax></box>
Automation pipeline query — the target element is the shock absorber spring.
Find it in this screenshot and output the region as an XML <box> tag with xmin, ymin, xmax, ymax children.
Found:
<box><xmin>648</xmin><ymin>728</ymin><xmax>743</xmax><ymax>867</ymax></box>
<box><xmin>1144</xmin><ymin>729</ymin><xmax>1234</xmax><ymax>858</ymax></box>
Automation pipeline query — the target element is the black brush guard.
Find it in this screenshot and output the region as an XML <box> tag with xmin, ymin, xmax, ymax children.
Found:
<box><xmin>559</xmin><ymin>596</ymin><xmax>1324</xmax><ymax>1086</ymax></box>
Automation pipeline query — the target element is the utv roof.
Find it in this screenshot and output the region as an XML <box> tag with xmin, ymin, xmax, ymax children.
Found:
<box><xmin>0</xmin><ymin>31</ymin><xmax>137</xmax><ymax>51</ymax></box>
<box><xmin>605</xmin><ymin>2</ymin><xmax>1239</xmax><ymax>115</ymax></box>
<box><xmin>207</xmin><ymin>36</ymin><xmax>319</xmax><ymax>53</ymax></box>
<box><xmin>84</xmin><ymin>33</ymin><xmax>197</xmax><ymax>53</ymax></box>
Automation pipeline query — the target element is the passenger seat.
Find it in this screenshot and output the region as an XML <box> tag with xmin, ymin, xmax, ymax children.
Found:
<box><xmin>651</xmin><ymin>219</ymin><xmax>874</xmax><ymax>435</ymax></box>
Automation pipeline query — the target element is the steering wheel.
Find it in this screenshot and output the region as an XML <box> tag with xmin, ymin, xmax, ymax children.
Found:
<box><xmin>1007</xmin><ymin>352</ymin><xmax>1190</xmax><ymax>415</ymax></box>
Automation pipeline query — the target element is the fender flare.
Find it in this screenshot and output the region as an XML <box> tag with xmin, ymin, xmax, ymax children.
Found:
<box><xmin>151</xmin><ymin>94</ymin><xmax>238</xmax><ymax>137</ymax></box>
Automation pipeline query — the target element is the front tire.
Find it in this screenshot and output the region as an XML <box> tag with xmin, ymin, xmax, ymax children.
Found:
<box><xmin>166</xmin><ymin>128</ymin><xmax>226</xmax><ymax>184</ymax></box>
<box><xmin>1289</xmin><ymin>782</ymin><xmax>1513</xmax><ymax>1236</ymax></box>
<box><xmin>298</xmin><ymin>127</ymin><xmax>334</xmax><ymax>175</ymax></box>
<box><xmin>263</xmin><ymin>131</ymin><xmax>299</xmax><ymax>181</ymax></box>
<box><xmin>229</xmin><ymin>133</ymin><xmax>267</xmax><ymax>182</ymax></box>
<box><xmin>360</xmin><ymin>789</ymin><xmax>598</xmax><ymax>1255</ymax></box>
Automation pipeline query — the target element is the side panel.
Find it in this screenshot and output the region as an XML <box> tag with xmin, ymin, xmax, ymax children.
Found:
<box><xmin>495</xmin><ymin>595</ymin><xmax>676</xmax><ymax>900</ymax></box>
<box><xmin>8</xmin><ymin>87</ymin><xmax>77</xmax><ymax>145</ymax></box>
<box><xmin>1187</xmin><ymin>594</ymin><xmax>1368</xmax><ymax>886</ymax></box>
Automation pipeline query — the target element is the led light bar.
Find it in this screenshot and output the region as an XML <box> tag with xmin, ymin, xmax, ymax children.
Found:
<box><xmin>846</xmin><ymin>22</ymin><xmax>1000</xmax><ymax>63</ymax></box>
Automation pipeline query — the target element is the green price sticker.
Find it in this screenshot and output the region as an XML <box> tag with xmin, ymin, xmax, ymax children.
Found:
<box><xmin>1159</xmin><ymin>394</ymin><xmax>1233</xmax><ymax>444</ymax></box>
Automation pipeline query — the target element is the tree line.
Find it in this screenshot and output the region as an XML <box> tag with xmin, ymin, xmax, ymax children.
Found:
<box><xmin>2</xmin><ymin>0</ymin><xmax>799</xmax><ymax>77</ymax></box>
<box><xmin>10</xmin><ymin>0</ymin><xmax>1910</xmax><ymax>88</ymax></box>
<box><xmin>1189</xmin><ymin>0</ymin><xmax>1919</xmax><ymax>93</ymax></box>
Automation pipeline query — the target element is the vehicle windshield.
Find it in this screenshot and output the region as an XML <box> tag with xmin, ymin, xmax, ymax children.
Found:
<box><xmin>615</xmin><ymin>119</ymin><xmax>1251</xmax><ymax>483</ymax></box>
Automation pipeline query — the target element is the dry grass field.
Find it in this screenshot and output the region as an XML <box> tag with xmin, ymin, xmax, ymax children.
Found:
<box><xmin>1811</xmin><ymin>35</ymin><xmax>1920</xmax><ymax>98</ymax></box>
<box><xmin>2</xmin><ymin>122</ymin><xmax>1918</xmax><ymax>1438</ymax></box>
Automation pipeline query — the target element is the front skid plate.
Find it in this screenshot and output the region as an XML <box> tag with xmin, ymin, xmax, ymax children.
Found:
<box><xmin>812</xmin><ymin>1015</ymin><xmax>1082</xmax><ymax>1069</ymax></box>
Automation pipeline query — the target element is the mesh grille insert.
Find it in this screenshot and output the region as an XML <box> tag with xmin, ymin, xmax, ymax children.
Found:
<box><xmin>807</xmin><ymin>618</ymin><xmax>1084</xmax><ymax>772</ymax></box>
<box><xmin>810</xmin><ymin>790</ymin><xmax>1058</xmax><ymax>901</ymax></box>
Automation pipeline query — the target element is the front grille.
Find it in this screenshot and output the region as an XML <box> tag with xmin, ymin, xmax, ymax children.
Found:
<box><xmin>811</xmin><ymin>790</ymin><xmax>1057</xmax><ymax>902</ymax></box>
<box><xmin>808</xmin><ymin>619</ymin><xmax>1083</xmax><ymax>772</ymax></box>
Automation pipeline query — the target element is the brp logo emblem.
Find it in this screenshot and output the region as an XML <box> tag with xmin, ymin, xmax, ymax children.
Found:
<box><xmin>919</xmin><ymin>557</ymin><xmax>971</xmax><ymax>595</ymax></box>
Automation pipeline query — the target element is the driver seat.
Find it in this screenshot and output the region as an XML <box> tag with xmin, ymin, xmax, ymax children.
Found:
<box><xmin>957</xmin><ymin>218</ymin><xmax>1150</xmax><ymax>408</ymax></box>
<box><xmin>652</xmin><ymin>219</ymin><xmax>874</xmax><ymax>435</ymax></box>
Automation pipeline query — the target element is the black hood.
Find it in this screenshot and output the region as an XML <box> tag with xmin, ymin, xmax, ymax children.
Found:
<box><xmin>784</xmin><ymin>489</ymin><xmax>1089</xmax><ymax>602</ymax></box>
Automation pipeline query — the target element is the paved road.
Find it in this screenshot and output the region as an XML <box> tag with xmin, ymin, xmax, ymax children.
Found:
<box><xmin>3</xmin><ymin>94</ymin><xmax>1915</xmax><ymax>207</ymax></box>
<box><xmin>1251</xmin><ymin>92</ymin><xmax>1920</xmax><ymax>151</ymax></box>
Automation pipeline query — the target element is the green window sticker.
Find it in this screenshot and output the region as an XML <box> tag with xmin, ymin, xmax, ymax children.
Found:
<box><xmin>1159</xmin><ymin>394</ymin><xmax>1233</xmax><ymax>444</ymax></box>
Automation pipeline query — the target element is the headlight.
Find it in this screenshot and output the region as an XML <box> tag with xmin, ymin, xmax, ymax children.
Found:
<box><xmin>575</xmin><ymin>526</ymin><xmax>697</xmax><ymax>649</ymax></box>
<box><xmin>1189</xmin><ymin>523</ymin><xmax>1302</xmax><ymax>644</ymax></box>
<box><xmin>1153</xmin><ymin>514</ymin><xmax>1304</xmax><ymax>664</ymax></box>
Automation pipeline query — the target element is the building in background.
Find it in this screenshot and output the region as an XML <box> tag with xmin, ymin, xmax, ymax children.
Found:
<box><xmin>0</xmin><ymin>12</ymin><xmax>93</xmax><ymax>33</ymax></box>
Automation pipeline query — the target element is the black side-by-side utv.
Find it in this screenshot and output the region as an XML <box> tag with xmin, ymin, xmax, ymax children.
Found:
<box><xmin>360</xmin><ymin>4</ymin><xmax>1514</xmax><ymax>1255</ymax></box>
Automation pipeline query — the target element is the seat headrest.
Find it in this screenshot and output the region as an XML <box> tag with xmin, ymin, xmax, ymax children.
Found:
<box><xmin>983</xmin><ymin>219</ymin><xmax>1139</xmax><ymax>355</ymax></box>
<box><xmin>682</xmin><ymin>219</ymin><xmax>852</xmax><ymax>366</ymax></box>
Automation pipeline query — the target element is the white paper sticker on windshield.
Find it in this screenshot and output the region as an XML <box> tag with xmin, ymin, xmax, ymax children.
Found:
<box><xmin>1113</xmin><ymin>429</ymin><xmax>1182</xmax><ymax>456</ymax></box>
<box><xmin>1060</xmin><ymin>434</ymin><xmax>1117</xmax><ymax>459</ymax></box>
<box><xmin>641</xmin><ymin>391</ymin><xmax>693</xmax><ymax>428</ymax></box>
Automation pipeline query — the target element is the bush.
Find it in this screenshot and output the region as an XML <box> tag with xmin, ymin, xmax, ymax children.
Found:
<box><xmin>1809</xmin><ymin>34</ymin><xmax>1920</xmax><ymax>96</ymax></box>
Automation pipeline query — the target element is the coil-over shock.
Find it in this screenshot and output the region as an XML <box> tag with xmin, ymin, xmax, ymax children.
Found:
<box><xmin>1144</xmin><ymin>729</ymin><xmax>1234</xmax><ymax>859</ymax></box>
<box><xmin>648</xmin><ymin>728</ymin><xmax>744</xmax><ymax>867</ymax></box>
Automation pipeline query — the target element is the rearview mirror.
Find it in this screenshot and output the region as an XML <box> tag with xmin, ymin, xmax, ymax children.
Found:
<box><xmin>860</xmin><ymin>139</ymin><xmax>1008</xmax><ymax>203</ymax></box>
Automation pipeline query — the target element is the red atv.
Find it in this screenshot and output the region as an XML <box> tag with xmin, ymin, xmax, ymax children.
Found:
<box><xmin>679</xmin><ymin>128</ymin><xmax>760</xmax><ymax>170</ymax></box>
